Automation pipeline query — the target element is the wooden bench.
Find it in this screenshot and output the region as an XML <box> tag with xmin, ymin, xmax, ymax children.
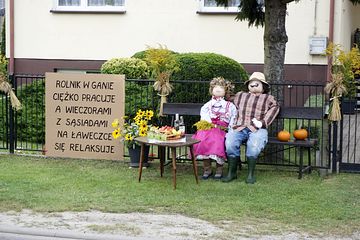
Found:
<box><xmin>163</xmin><ymin>102</ymin><xmax>324</xmax><ymax>179</ymax></box>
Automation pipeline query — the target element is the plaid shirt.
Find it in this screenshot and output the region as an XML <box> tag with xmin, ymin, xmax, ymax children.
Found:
<box><xmin>233</xmin><ymin>92</ymin><xmax>280</xmax><ymax>132</ymax></box>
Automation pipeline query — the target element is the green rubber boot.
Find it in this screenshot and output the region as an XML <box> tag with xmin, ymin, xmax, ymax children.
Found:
<box><xmin>222</xmin><ymin>156</ymin><xmax>239</xmax><ymax>183</ymax></box>
<box><xmin>246</xmin><ymin>157</ymin><xmax>257</xmax><ymax>184</ymax></box>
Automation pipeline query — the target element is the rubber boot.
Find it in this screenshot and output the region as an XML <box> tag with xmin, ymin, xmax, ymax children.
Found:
<box><xmin>213</xmin><ymin>163</ymin><xmax>223</xmax><ymax>180</ymax></box>
<box><xmin>222</xmin><ymin>157</ymin><xmax>238</xmax><ymax>182</ymax></box>
<box><xmin>202</xmin><ymin>159</ymin><xmax>212</xmax><ymax>180</ymax></box>
<box><xmin>246</xmin><ymin>157</ymin><xmax>257</xmax><ymax>184</ymax></box>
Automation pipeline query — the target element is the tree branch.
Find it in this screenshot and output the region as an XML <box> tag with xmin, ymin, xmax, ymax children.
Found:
<box><xmin>281</xmin><ymin>0</ymin><xmax>296</xmax><ymax>4</ymax></box>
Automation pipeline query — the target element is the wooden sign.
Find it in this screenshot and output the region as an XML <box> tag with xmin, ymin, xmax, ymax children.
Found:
<box><xmin>45</xmin><ymin>73</ymin><xmax>125</xmax><ymax>160</ymax></box>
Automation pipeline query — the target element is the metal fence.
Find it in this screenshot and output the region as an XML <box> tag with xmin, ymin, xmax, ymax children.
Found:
<box><xmin>1</xmin><ymin>75</ymin><xmax>335</xmax><ymax>170</ymax></box>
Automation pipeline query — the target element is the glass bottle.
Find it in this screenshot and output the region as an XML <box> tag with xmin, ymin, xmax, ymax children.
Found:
<box><xmin>174</xmin><ymin>113</ymin><xmax>180</xmax><ymax>131</ymax></box>
<box><xmin>179</xmin><ymin>116</ymin><xmax>185</xmax><ymax>134</ymax></box>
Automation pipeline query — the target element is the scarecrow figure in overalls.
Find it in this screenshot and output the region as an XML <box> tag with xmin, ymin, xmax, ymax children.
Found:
<box><xmin>224</xmin><ymin>72</ymin><xmax>279</xmax><ymax>184</ymax></box>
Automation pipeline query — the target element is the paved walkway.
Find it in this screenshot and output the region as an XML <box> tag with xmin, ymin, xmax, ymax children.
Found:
<box><xmin>0</xmin><ymin>210</ymin><xmax>359</xmax><ymax>240</ymax></box>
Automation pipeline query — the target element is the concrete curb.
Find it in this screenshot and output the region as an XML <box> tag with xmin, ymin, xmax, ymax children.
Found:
<box><xmin>0</xmin><ymin>225</ymin><xmax>149</xmax><ymax>240</ymax></box>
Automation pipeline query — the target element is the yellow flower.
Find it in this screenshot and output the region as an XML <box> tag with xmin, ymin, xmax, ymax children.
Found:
<box><xmin>139</xmin><ymin>120</ymin><xmax>148</xmax><ymax>129</ymax></box>
<box><xmin>136</xmin><ymin>109</ymin><xmax>145</xmax><ymax>118</ymax></box>
<box><xmin>125</xmin><ymin>134</ymin><xmax>134</xmax><ymax>141</ymax></box>
<box><xmin>145</xmin><ymin>110</ymin><xmax>154</xmax><ymax>120</ymax></box>
<box><xmin>111</xmin><ymin>119</ymin><xmax>119</xmax><ymax>128</ymax></box>
<box><xmin>135</xmin><ymin>118</ymin><xmax>141</xmax><ymax>125</ymax></box>
<box><xmin>139</xmin><ymin>128</ymin><xmax>147</xmax><ymax>136</ymax></box>
<box><xmin>112</xmin><ymin>128</ymin><xmax>121</xmax><ymax>139</ymax></box>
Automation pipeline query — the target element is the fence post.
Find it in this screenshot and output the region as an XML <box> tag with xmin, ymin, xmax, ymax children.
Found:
<box><xmin>8</xmin><ymin>74</ymin><xmax>15</xmax><ymax>154</ymax></box>
<box><xmin>331</xmin><ymin>122</ymin><xmax>338</xmax><ymax>173</ymax></box>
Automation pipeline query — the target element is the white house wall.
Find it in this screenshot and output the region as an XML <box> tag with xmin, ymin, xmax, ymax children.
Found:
<box><xmin>6</xmin><ymin>0</ymin><xmax>334</xmax><ymax>65</ymax></box>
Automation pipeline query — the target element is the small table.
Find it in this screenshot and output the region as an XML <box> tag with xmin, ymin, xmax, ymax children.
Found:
<box><xmin>135</xmin><ymin>134</ymin><xmax>200</xmax><ymax>190</ymax></box>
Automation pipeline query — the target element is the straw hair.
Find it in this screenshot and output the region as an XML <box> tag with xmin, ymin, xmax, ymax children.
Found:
<box><xmin>209</xmin><ymin>77</ymin><xmax>234</xmax><ymax>96</ymax></box>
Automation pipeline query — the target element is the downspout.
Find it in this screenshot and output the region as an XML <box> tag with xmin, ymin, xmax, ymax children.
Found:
<box><xmin>9</xmin><ymin>0</ymin><xmax>14</xmax><ymax>75</ymax></box>
<box><xmin>9</xmin><ymin>0</ymin><xmax>15</xmax><ymax>154</ymax></box>
<box><xmin>327</xmin><ymin>0</ymin><xmax>335</xmax><ymax>83</ymax></box>
<box><xmin>327</xmin><ymin>0</ymin><xmax>338</xmax><ymax>173</ymax></box>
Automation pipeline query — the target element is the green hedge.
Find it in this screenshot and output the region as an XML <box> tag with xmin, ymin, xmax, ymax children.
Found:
<box><xmin>132</xmin><ymin>50</ymin><xmax>248</xmax><ymax>103</ymax></box>
<box><xmin>172</xmin><ymin>52</ymin><xmax>248</xmax><ymax>82</ymax></box>
<box><xmin>101</xmin><ymin>57</ymin><xmax>149</xmax><ymax>79</ymax></box>
<box><xmin>16</xmin><ymin>79</ymin><xmax>45</xmax><ymax>144</ymax></box>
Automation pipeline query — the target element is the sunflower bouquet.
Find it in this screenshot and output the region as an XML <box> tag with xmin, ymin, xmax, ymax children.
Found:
<box><xmin>111</xmin><ymin>109</ymin><xmax>154</xmax><ymax>148</ymax></box>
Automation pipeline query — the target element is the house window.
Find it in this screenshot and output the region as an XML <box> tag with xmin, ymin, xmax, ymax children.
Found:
<box><xmin>199</xmin><ymin>0</ymin><xmax>240</xmax><ymax>13</ymax></box>
<box><xmin>53</xmin><ymin>0</ymin><xmax>125</xmax><ymax>12</ymax></box>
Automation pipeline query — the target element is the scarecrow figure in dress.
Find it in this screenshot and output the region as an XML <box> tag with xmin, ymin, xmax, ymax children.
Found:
<box><xmin>193</xmin><ymin>77</ymin><xmax>237</xmax><ymax>180</ymax></box>
<box><xmin>223</xmin><ymin>72</ymin><xmax>279</xmax><ymax>184</ymax></box>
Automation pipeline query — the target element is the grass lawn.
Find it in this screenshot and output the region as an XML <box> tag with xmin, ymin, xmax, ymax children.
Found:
<box><xmin>0</xmin><ymin>154</ymin><xmax>359</xmax><ymax>236</ymax></box>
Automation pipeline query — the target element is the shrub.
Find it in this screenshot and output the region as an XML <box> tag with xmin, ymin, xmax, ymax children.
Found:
<box><xmin>132</xmin><ymin>50</ymin><xmax>248</xmax><ymax>104</ymax></box>
<box><xmin>16</xmin><ymin>79</ymin><xmax>45</xmax><ymax>144</ymax></box>
<box><xmin>172</xmin><ymin>52</ymin><xmax>248</xmax><ymax>82</ymax></box>
<box><xmin>101</xmin><ymin>58</ymin><xmax>149</xmax><ymax>79</ymax></box>
<box><xmin>171</xmin><ymin>53</ymin><xmax>247</xmax><ymax>103</ymax></box>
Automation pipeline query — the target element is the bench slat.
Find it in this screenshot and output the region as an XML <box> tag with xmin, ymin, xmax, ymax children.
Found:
<box><xmin>163</xmin><ymin>103</ymin><xmax>203</xmax><ymax>116</ymax></box>
<box><xmin>163</xmin><ymin>103</ymin><xmax>324</xmax><ymax>120</ymax></box>
<box><xmin>268</xmin><ymin>137</ymin><xmax>317</xmax><ymax>147</ymax></box>
<box><xmin>279</xmin><ymin>107</ymin><xmax>323</xmax><ymax>120</ymax></box>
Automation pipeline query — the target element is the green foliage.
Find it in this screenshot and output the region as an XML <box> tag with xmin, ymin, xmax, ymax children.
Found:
<box><xmin>170</xmin><ymin>53</ymin><xmax>248</xmax><ymax>104</ymax></box>
<box><xmin>214</xmin><ymin>0</ymin><xmax>265</xmax><ymax>27</ymax></box>
<box><xmin>16</xmin><ymin>80</ymin><xmax>45</xmax><ymax>144</ymax></box>
<box><xmin>143</xmin><ymin>45</ymin><xmax>180</xmax><ymax>79</ymax></box>
<box><xmin>236</xmin><ymin>0</ymin><xmax>265</xmax><ymax>27</ymax></box>
<box><xmin>132</xmin><ymin>49</ymin><xmax>178</xmax><ymax>61</ymax></box>
<box><xmin>125</xmin><ymin>81</ymin><xmax>157</xmax><ymax>117</ymax></box>
<box><xmin>326</xmin><ymin>43</ymin><xmax>360</xmax><ymax>98</ymax></box>
<box><xmin>100</xmin><ymin>58</ymin><xmax>149</xmax><ymax>79</ymax></box>
<box><xmin>1</xmin><ymin>19</ymin><xmax>5</xmax><ymax>55</ymax></box>
<box><xmin>0</xmin><ymin>54</ymin><xmax>7</xmax><ymax>74</ymax></box>
<box><xmin>172</xmin><ymin>52</ymin><xmax>248</xmax><ymax>82</ymax></box>
<box><xmin>304</xmin><ymin>94</ymin><xmax>325</xmax><ymax>108</ymax></box>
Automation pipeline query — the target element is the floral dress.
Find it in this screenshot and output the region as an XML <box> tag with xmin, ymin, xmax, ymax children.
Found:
<box><xmin>192</xmin><ymin>97</ymin><xmax>237</xmax><ymax>164</ymax></box>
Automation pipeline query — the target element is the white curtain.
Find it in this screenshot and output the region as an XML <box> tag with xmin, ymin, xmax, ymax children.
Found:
<box><xmin>58</xmin><ymin>0</ymin><xmax>80</xmax><ymax>6</ymax></box>
<box><xmin>88</xmin><ymin>0</ymin><xmax>124</xmax><ymax>6</ymax></box>
<box><xmin>204</xmin><ymin>0</ymin><xmax>239</xmax><ymax>7</ymax></box>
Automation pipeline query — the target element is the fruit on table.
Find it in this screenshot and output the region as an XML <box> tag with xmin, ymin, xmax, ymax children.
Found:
<box><xmin>277</xmin><ymin>130</ymin><xmax>291</xmax><ymax>142</ymax></box>
<box><xmin>151</xmin><ymin>126</ymin><xmax>184</xmax><ymax>140</ymax></box>
<box><xmin>293</xmin><ymin>129</ymin><xmax>308</xmax><ymax>140</ymax></box>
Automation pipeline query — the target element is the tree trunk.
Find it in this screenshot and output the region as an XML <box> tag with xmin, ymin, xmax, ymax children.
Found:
<box><xmin>263</xmin><ymin>0</ymin><xmax>288</xmax><ymax>162</ymax></box>
<box><xmin>264</xmin><ymin>0</ymin><xmax>288</xmax><ymax>90</ymax></box>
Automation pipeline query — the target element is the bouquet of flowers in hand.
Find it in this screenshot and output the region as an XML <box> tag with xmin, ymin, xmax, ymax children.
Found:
<box><xmin>111</xmin><ymin>109</ymin><xmax>154</xmax><ymax>148</ymax></box>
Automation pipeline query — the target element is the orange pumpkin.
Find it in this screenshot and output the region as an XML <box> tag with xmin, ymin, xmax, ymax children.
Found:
<box><xmin>293</xmin><ymin>129</ymin><xmax>308</xmax><ymax>140</ymax></box>
<box><xmin>277</xmin><ymin>130</ymin><xmax>291</xmax><ymax>142</ymax></box>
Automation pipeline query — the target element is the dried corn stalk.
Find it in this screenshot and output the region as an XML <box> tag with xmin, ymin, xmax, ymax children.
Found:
<box><xmin>0</xmin><ymin>72</ymin><xmax>21</xmax><ymax>111</ymax></box>
<box><xmin>325</xmin><ymin>73</ymin><xmax>346</xmax><ymax>121</ymax></box>
<box><xmin>153</xmin><ymin>72</ymin><xmax>173</xmax><ymax>116</ymax></box>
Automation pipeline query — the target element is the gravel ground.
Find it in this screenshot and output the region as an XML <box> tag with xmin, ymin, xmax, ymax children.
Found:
<box><xmin>0</xmin><ymin>210</ymin><xmax>358</xmax><ymax>240</ymax></box>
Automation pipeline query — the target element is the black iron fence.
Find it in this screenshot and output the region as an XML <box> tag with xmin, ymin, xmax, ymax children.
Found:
<box><xmin>4</xmin><ymin>74</ymin><xmax>358</xmax><ymax>172</ymax></box>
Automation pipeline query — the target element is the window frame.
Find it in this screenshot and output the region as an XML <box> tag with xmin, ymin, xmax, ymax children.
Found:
<box><xmin>198</xmin><ymin>0</ymin><xmax>240</xmax><ymax>14</ymax></box>
<box><xmin>52</xmin><ymin>0</ymin><xmax>126</xmax><ymax>13</ymax></box>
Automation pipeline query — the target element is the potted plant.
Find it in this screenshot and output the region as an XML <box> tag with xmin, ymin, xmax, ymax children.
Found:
<box><xmin>111</xmin><ymin>109</ymin><xmax>155</xmax><ymax>168</ymax></box>
<box><xmin>326</xmin><ymin>43</ymin><xmax>360</xmax><ymax>114</ymax></box>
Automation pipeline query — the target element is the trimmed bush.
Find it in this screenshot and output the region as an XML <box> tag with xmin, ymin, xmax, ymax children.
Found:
<box><xmin>16</xmin><ymin>79</ymin><xmax>45</xmax><ymax>144</ymax></box>
<box><xmin>172</xmin><ymin>52</ymin><xmax>248</xmax><ymax>82</ymax></box>
<box><xmin>101</xmin><ymin>58</ymin><xmax>149</xmax><ymax>79</ymax></box>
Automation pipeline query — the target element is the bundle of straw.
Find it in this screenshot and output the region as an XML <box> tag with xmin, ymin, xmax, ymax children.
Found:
<box><xmin>153</xmin><ymin>71</ymin><xmax>173</xmax><ymax>116</ymax></box>
<box><xmin>325</xmin><ymin>73</ymin><xmax>346</xmax><ymax>121</ymax></box>
<box><xmin>0</xmin><ymin>73</ymin><xmax>22</xmax><ymax>111</ymax></box>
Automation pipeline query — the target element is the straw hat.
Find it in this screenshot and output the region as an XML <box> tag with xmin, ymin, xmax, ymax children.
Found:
<box><xmin>244</xmin><ymin>72</ymin><xmax>270</xmax><ymax>88</ymax></box>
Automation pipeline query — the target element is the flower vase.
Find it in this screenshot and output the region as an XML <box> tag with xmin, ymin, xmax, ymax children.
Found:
<box><xmin>128</xmin><ymin>144</ymin><xmax>150</xmax><ymax>168</ymax></box>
